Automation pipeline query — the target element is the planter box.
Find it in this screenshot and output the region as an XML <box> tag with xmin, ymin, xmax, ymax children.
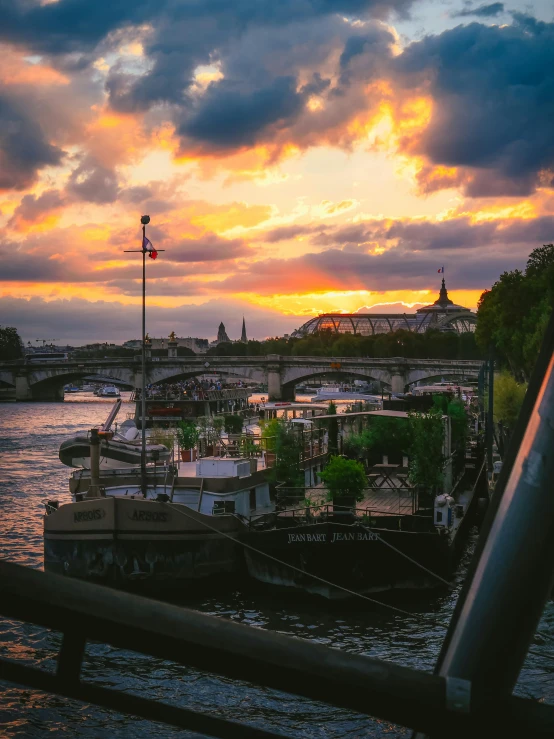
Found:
<box><xmin>180</xmin><ymin>448</ymin><xmax>197</xmax><ymax>462</ymax></box>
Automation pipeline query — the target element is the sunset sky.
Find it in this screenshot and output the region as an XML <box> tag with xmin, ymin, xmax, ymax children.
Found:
<box><xmin>1</xmin><ymin>0</ymin><xmax>553</xmax><ymax>344</ymax></box>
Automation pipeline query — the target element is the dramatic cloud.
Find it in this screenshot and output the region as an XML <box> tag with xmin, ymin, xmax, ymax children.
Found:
<box><xmin>0</xmin><ymin>2</ymin><xmax>552</xmax><ymax>338</ymax></box>
<box><xmin>393</xmin><ymin>16</ymin><xmax>554</xmax><ymax>195</ymax></box>
<box><xmin>67</xmin><ymin>158</ymin><xmax>120</xmax><ymax>203</ymax></box>
<box><xmin>181</xmin><ymin>76</ymin><xmax>306</xmax><ymax>150</ymax></box>
<box><xmin>170</xmin><ymin>234</ymin><xmax>251</xmax><ymax>262</ymax></box>
<box><xmin>8</xmin><ymin>189</ymin><xmax>66</xmax><ymax>231</ymax></box>
<box><xmin>212</xmin><ymin>215</ymin><xmax>551</xmax><ymax>294</ymax></box>
<box><xmin>453</xmin><ymin>3</ymin><xmax>505</xmax><ymax>18</ymax></box>
<box><xmin>0</xmin><ymin>94</ymin><xmax>63</xmax><ymax>190</ymax></box>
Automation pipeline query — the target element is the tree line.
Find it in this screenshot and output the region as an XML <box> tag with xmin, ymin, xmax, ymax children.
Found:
<box><xmin>476</xmin><ymin>244</ymin><xmax>554</xmax><ymax>380</ymax></box>
<box><xmin>207</xmin><ymin>327</ymin><xmax>482</xmax><ymax>360</ymax></box>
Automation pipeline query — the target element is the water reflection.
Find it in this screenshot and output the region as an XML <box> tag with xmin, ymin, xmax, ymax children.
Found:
<box><xmin>0</xmin><ymin>397</ymin><xmax>552</xmax><ymax>737</ymax></box>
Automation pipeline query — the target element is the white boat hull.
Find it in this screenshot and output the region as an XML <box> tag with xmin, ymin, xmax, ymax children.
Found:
<box><xmin>59</xmin><ymin>436</ymin><xmax>170</xmax><ymax>469</ymax></box>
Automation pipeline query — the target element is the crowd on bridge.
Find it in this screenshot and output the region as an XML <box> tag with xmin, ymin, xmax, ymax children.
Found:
<box><xmin>135</xmin><ymin>377</ymin><xmax>249</xmax><ymax>400</ymax></box>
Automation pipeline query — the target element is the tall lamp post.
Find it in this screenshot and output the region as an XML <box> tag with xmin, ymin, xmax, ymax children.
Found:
<box><xmin>124</xmin><ymin>215</ymin><xmax>164</xmax><ymax>497</ymax></box>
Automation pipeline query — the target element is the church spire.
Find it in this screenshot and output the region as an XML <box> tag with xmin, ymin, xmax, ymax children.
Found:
<box><xmin>241</xmin><ymin>316</ymin><xmax>247</xmax><ymax>343</ymax></box>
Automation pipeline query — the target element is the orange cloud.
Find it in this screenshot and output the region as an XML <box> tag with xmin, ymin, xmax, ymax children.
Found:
<box><xmin>0</xmin><ymin>47</ymin><xmax>70</xmax><ymax>87</ymax></box>
<box><xmin>84</xmin><ymin>109</ymin><xmax>150</xmax><ymax>168</ymax></box>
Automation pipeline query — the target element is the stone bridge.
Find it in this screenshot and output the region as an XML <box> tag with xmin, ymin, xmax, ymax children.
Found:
<box><xmin>0</xmin><ymin>355</ymin><xmax>484</xmax><ymax>402</ymax></box>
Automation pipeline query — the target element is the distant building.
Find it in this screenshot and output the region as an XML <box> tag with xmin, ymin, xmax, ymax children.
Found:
<box><xmin>241</xmin><ymin>317</ymin><xmax>247</xmax><ymax>343</ymax></box>
<box><xmin>217</xmin><ymin>322</ymin><xmax>231</xmax><ymax>344</ymax></box>
<box><xmin>292</xmin><ymin>278</ymin><xmax>477</xmax><ymax>337</ymax></box>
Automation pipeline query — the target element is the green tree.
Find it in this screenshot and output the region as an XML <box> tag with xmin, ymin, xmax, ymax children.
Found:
<box><xmin>476</xmin><ymin>244</ymin><xmax>554</xmax><ymax>379</ymax></box>
<box><xmin>261</xmin><ymin>418</ymin><xmax>304</xmax><ymax>485</ymax></box>
<box><xmin>320</xmin><ymin>456</ymin><xmax>367</xmax><ymax>502</ymax></box>
<box><xmin>493</xmin><ymin>371</ymin><xmax>527</xmax><ymax>429</ymax></box>
<box><xmin>408</xmin><ymin>411</ymin><xmax>444</xmax><ymax>494</ymax></box>
<box><xmin>360</xmin><ymin>416</ymin><xmax>411</xmax><ymax>465</ymax></box>
<box><xmin>0</xmin><ymin>326</ymin><xmax>23</xmax><ymax>360</ymax></box>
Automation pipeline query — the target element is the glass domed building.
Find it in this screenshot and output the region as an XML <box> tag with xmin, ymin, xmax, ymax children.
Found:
<box><xmin>292</xmin><ymin>279</ymin><xmax>476</xmax><ymax>338</ymax></box>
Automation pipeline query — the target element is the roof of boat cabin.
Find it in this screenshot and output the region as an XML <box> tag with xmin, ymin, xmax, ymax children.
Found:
<box><xmin>313</xmin><ymin>409</ymin><xmax>409</xmax><ymax>420</ymax></box>
<box><xmin>262</xmin><ymin>402</ymin><xmax>329</xmax><ymax>410</ymax></box>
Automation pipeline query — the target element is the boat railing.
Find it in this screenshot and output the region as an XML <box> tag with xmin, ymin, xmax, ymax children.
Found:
<box><xmin>275</xmin><ymin>485</ymin><xmax>421</xmax><ymax>518</ymax></box>
<box><xmin>249</xmin><ymin>499</ymin><xmax>433</xmax><ymax>530</ymax></box>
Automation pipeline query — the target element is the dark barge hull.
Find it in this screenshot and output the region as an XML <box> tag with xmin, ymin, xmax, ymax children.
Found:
<box><xmin>242</xmin><ymin>521</ymin><xmax>453</xmax><ymax>599</ymax></box>
<box><xmin>44</xmin><ymin>497</ymin><xmax>242</xmax><ymax>592</ymax></box>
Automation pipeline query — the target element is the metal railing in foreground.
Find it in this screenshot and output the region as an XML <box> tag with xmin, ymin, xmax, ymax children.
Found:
<box><xmin>0</xmin><ymin>559</ymin><xmax>552</xmax><ymax>739</ymax></box>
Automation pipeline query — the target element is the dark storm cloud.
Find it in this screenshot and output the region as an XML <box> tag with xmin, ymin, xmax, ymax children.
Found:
<box><xmin>453</xmin><ymin>3</ymin><xmax>505</xmax><ymax>18</ymax></box>
<box><xmin>0</xmin><ymin>0</ymin><xmax>159</xmax><ymax>56</ymax></box>
<box><xmin>0</xmin><ymin>96</ymin><xmax>63</xmax><ymax>190</ymax></box>
<box><xmin>180</xmin><ymin>77</ymin><xmax>305</xmax><ymax>149</ymax></box>
<box><xmin>393</xmin><ymin>17</ymin><xmax>554</xmax><ymax>194</ymax></box>
<box><xmin>0</xmin><ymin>0</ymin><xmax>411</xmax><ymax>57</ymax></box>
<box><xmin>67</xmin><ymin>158</ymin><xmax>120</xmax><ymax>203</ymax></box>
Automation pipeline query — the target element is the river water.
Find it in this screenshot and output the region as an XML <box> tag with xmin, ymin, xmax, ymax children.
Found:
<box><xmin>1</xmin><ymin>396</ymin><xmax>553</xmax><ymax>737</ymax></box>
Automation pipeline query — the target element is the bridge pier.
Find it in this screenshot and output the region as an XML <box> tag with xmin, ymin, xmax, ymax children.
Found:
<box><xmin>15</xmin><ymin>375</ymin><xmax>33</xmax><ymax>401</ymax></box>
<box><xmin>267</xmin><ymin>355</ymin><xmax>284</xmax><ymax>401</ymax></box>
<box><xmin>16</xmin><ymin>374</ymin><xmax>64</xmax><ymax>402</ymax></box>
<box><xmin>390</xmin><ymin>370</ymin><xmax>407</xmax><ymax>395</ymax></box>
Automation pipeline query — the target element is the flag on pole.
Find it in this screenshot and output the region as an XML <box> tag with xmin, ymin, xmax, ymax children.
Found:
<box><xmin>143</xmin><ymin>235</ymin><xmax>158</xmax><ymax>260</ymax></box>
<box><xmin>437</xmin><ymin>266</ymin><xmax>444</xmax><ymax>273</ymax></box>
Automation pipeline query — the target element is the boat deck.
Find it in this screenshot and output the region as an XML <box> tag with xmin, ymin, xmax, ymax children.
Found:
<box><xmin>279</xmin><ymin>485</ymin><xmax>416</xmax><ymax>518</ymax></box>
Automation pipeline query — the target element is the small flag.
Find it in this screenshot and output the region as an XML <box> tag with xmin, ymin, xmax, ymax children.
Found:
<box><xmin>437</xmin><ymin>266</ymin><xmax>444</xmax><ymax>273</ymax></box>
<box><xmin>143</xmin><ymin>236</ymin><xmax>158</xmax><ymax>260</ymax></box>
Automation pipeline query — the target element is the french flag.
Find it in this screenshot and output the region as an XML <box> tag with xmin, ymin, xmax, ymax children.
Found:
<box><xmin>437</xmin><ymin>266</ymin><xmax>444</xmax><ymax>273</ymax></box>
<box><xmin>143</xmin><ymin>235</ymin><xmax>158</xmax><ymax>260</ymax></box>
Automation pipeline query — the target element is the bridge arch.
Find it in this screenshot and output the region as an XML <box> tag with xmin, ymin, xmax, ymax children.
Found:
<box><xmin>405</xmin><ymin>368</ymin><xmax>480</xmax><ymax>388</ymax></box>
<box><xmin>281</xmin><ymin>366</ymin><xmax>393</xmax><ymax>394</ymax></box>
<box><xmin>28</xmin><ymin>366</ymin><xmax>135</xmax><ymax>400</ymax></box>
<box><xmin>146</xmin><ymin>364</ymin><xmax>266</xmax><ymax>387</ymax></box>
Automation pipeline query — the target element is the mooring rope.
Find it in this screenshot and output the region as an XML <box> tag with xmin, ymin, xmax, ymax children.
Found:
<box><xmin>165</xmin><ymin>503</ymin><xmax>450</xmax><ymax>628</ymax></box>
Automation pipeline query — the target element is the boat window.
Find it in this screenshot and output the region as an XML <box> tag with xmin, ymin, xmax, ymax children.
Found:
<box><xmin>249</xmin><ymin>488</ymin><xmax>256</xmax><ymax>510</ymax></box>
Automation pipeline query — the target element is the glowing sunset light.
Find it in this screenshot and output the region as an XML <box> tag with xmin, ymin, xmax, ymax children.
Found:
<box><xmin>0</xmin><ymin>2</ymin><xmax>551</xmax><ymax>342</ymax></box>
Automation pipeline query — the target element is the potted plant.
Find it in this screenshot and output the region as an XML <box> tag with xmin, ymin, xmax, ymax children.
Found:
<box><xmin>176</xmin><ymin>420</ymin><xmax>200</xmax><ymax>462</ymax></box>
<box><xmin>319</xmin><ymin>455</ymin><xmax>367</xmax><ymax>514</ymax></box>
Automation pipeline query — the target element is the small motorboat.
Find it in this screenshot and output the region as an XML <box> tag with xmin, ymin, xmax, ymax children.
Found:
<box><xmin>98</xmin><ymin>385</ymin><xmax>121</xmax><ymax>397</ymax></box>
<box><xmin>64</xmin><ymin>384</ymin><xmax>81</xmax><ymax>393</ymax></box>
<box><xmin>59</xmin><ymin>400</ymin><xmax>170</xmax><ymax>469</ymax></box>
